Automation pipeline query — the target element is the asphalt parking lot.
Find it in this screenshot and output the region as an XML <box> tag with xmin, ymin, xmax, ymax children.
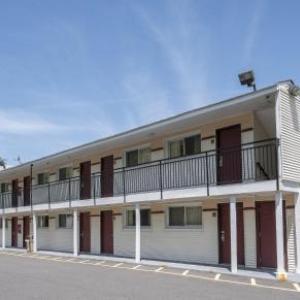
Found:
<box><xmin>0</xmin><ymin>251</ymin><xmax>299</xmax><ymax>300</ymax></box>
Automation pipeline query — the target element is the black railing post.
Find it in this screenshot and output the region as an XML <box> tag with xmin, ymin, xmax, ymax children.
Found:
<box><xmin>122</xmin><ymin>167</ymin><xmax>126</xmax><ymax>203</ymax></box>
<box><xmin>48</xmin><ymin>182</ymin><xmax>51</xmax><ymax>205</ymax></box>
<box><xmin>68</xmin><ymin>178</ymin><xmax>71</xmax><ymax>207</ymax></box>
<box><xmin>205</xmin><ymin>152</ymin><xmax>210</xmax><ymax>196</ymax></box>
<box><xmin>275</xmin><ymin>138</ymin><xmax>280</xmax><ymax>191</ymax></box>
<box><xmin>159</xmin><ymin>161</ymin><xmax>163</xmax><ymax>199</ymax></box>
<box><xmin>93</xmin><ymin>174</ymin><xmax>96</xmax><ymax>206</ymax></box>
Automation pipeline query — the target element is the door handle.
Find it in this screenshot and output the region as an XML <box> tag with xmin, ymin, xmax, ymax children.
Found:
<box><xmin>219</xmin><ymin>156</ymin><xmax>223</xmax><ymax>167</ymax></box>
<box><xmin>220</xmin><ymin>231</ymin><xmax>225</xmax><ymax>242</ymax></box>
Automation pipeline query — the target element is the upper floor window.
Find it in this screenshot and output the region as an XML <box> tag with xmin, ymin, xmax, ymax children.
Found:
<box><xmin>168</xmin><ymin>205</ymin><xmax>202</xmax><ymax>227</ymax></box>
<box><xmin>58</xmin><ymin>214</ymin><xmax>73</xmax><ymax>229</ymax></box>
<box><xmin>37</xmin><ymin>215</ymin><xmax>49</xmax><ymax>228</ymax></box>
<box><xmin>0</xmin><ymin>183</ymin><xmax>9</xmax><ymax>193</ymax></box>
<box><xmin>125</xmin><ymin>208</ymin><xmax>151</xmax><ymax>227</ymax></box>
<box><xmin>126</xmin><ymin>147</ymin><xmax>151</xmax><ymax>167</ymax></box>
<box><xmin>37</xmin><ymin>173</ymin><xmax>49</xmax><ymax>185</ymax></box>
<box><xmin>59</xmin><ymin>167</ymin><xmax>73</xmax><ymax>181</ymax></box>
<box><xmin>168</xmin><ymin>134</ymin><xmax>201</xmax><ymax>159</ymax></box>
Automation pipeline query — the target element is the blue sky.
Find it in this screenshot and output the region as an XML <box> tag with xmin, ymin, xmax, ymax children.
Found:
<box><xmin>1</xmin><ymin>0</ymin><xmax>300</xmax><ymax>166</ymax></box>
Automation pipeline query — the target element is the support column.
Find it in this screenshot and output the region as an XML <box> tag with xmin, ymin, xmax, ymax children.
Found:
<box><xmin>230</xmin><ymin>197</ymin><xmax>237</xmax><ymax>273</ymax></box>
<box><xmin>2</xmin><ymin>216</ymin><xmax>5</xmax><ymax>249</ymax></box>
<box><xmin>135</xmin><ymin>203</ymin><xmax>141</xmax><ymax>263</ymax></box>
<box><xmin>73</xmin><ymin>209</ymin><xmax>78</xmax><ymax>256</ymax></box>
<box><xmin>33</xmin><ymin>213</ymin><xmax>37</xmax><ymax>252</ymax></box>
<box><xmin>275</xmin><ymin>191</ymin><xmax>286</xmax><ymax>279</ymax></box>
<box><xmin>295</xmin><ymin>192</ymin><xmax>300</xmax><ymax>274</ymax></box>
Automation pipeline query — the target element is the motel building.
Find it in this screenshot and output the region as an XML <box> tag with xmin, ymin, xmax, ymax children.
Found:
<box><xmin>1</xmin><ymin>80</ymin><xmax>300</xmax><ymax>279</ymax></box>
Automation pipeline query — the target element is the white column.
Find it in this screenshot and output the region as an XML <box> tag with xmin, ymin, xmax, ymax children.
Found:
<box><xmin>295</xmin><ymin>192</ymin><xmax>300</xmax><ymax>274</ymax></box>
<box><xmin>2</xmin><ymin>216</ymin><xmax>5</xmax><ymax>249</ymax></box>
<box><xmin>135</xmin><ymin>203</ymin><xmax>141</xmax><ymax>263</ymax></box>
<box><xmin>73</xmin><ymin>209</ymin><xmax>78</xmax><ymax>256</ymax></box>
<box><xmin>33</xmin><ymin>213</ymin><xmax>37</xmax><ymax>252</ymax></box>
<box><xmin>230</xmin><ymin>197</ymin><xmax>237</xmax><ymax>273</ymax></box>
<box><xmin>275</xmin><ymin>191</ymin><xmax>286</xmax><ymax>276</ymax></box>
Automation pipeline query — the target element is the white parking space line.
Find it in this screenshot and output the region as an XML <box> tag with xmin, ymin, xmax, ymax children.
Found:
<box><xmin>1</xmin><ymin>251</ymin><xmax>299</xmax><ymax>294</ymax></box>
<box><xmin>79</xmin><ymin>260</ymin><xmax>90</xmax><ymax>264</ymax></box>
<box><xmin>132</xmin><ymin>265</ymin><xmax>141</xmax><ymax>270</ymax></box>
<box><xmin>293</xmin><ymin>283</ymin><xmax>300</xmax><ymax>292</ymax></box>
<box><xmin>155</xmin><ymin>267</ymin><xmax>164</xmax><ymax>272</ymax></box>
<box><xmin>113</xmin><ymin>263</ymin><xmax>123</xmax><ymax>268</ymax></box>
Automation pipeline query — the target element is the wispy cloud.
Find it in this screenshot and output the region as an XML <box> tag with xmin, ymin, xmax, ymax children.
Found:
<box><xmin>0</xmin><ymin>109</ymin><xmax>65</xmax><ymax>135</ymax></box>
<box><xmin>129</xmin><ymin>0</ymin><xmax>209</xmax><ymax>109</ymax></box>
<box><xmin>243</xmin><ymin>0</ymin><xmax>267</xmax><ymax>64</ymax></box>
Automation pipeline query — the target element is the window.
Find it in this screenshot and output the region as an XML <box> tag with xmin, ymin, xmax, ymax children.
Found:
<box><xmin>37</xmin><ymin>216</ymin><xmax>49</xmax><ymax>228</ymax></box>
<box><xmin>0</xmin><ymin>183</ymin><xmax>9</xmax><ymax>193</ymax></box>
<box><xmin>125</xmin><ymin>209</ymin><xmax>151</xmax><ymax>227</ymax></box>
<box><xmin>58</xmin><ymin>214</ymin><xmax>73</xmax><ymax>229</ymax></box>
<box><xmin>126</xmin><ymin>148</ymin><xmax>151</xmax><ymax>167</ymax></box>
<box><xmin>37</xmin><ymin>173</ymin><xmax>49</xmax><ymax>185</ymax></box>
<box><xmin>169</xmin><ymin>135</ymin><xmax>201</xmax><ymax>158</ymax></box>
<box><xmin>168</xmin><ymin>206</ymin><xmax>202</xmax><ymax>227</ymax></box>
<box><xmin>59</xmin><ymin>167</ymin><xmax>72</xmax><ymax>181</ymax></box>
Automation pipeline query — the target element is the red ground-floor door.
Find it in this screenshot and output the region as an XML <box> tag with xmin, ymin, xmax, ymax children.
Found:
<box><xmin>80</xmin><ymin>212</ymin><xmax>90</xmax><ymax>253</ymax></box>
<box><xmin>256</xmin><ymin>201</ymin><xmax>277</xmax><ymax>268</ymax></box>
<box><xmin>218</xmin><ymin>203</ymin><xmax>245</xmax><ymax>265</ymax></box>
<box><xmin>101</xmin><ymin>210</ymin><xmax>113</xmax><ymax>254</ymax></box>
<box><xmin>23</xmin><ymin>216</ymin><xmax>30</xmax><ymax>248</ymax></box>
<box><xmin>11</xmin><ymin>217</ymin><xmax>18</xmax><ymax>248</ymax></box>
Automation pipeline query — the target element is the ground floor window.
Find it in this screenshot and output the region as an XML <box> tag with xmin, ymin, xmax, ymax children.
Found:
<box><xmin>37</xmin><ymin>216</ymin><xmax>49</xmax><ymax>228</ymax></box>
<box><xmin>125</xmin><ymin>208</ymin><xmax>151</xmax><ymax>227</ymax></box>
<box><xmin>168</xmin><ymin>206</ymin><xmax>202</xmax><ymax>227</ymax></box>
<box><xmin>58</xmin><ymin>214</ymin><xmax>73</xmax><ymax>229</ymax></box>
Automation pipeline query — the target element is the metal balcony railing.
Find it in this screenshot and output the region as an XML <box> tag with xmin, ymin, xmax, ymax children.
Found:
<box><xmin>0</xmin><ymin>139</ymin><xmax>278</xmax><ymax>209</ymax></box>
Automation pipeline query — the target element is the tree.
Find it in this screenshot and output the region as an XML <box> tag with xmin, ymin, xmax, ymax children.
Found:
<box><xmin>0</xmin><ymin>157</ymin><xmax>6</xmax><ymax>169</ymax></box>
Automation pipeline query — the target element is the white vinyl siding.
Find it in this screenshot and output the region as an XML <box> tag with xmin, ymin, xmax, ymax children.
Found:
<box><xmin>279</xmin><ymin>89</ymin><xmax>300</xmax><ymax>182</ymax></box>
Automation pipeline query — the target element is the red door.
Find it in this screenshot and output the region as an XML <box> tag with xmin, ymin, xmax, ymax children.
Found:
<box><xmin>23</xmin><ymin>216</ymin><xmax>30</xmax><ymax>248</ymax></box>
<box><xmin>218</xmin><ymin>203</ymin><xmax>244</xmax><ymax>265</ymax></box>
<box><xmin>11</xmin><ymin>217</ymin><xmax>18</xmax><ymax>248</ymax></box>
<box><xmin>80</xmin><ymin>161</ymin><xmax>91</xmax><ymax>200</ymax></box>
<box><xmin>217</xmin><ymin>125</ymin><xmax>242</xmax><ymax>185</ymax></box>
<box><xmin>12</xmin><ymin>179</ymin><xmax>19</xmax><ymax>207</ymax></box>
<box><xmin>101</xmin><ymin>210</ymin><xmax>113</xmax><ymax>254</ymax></box>
<box><xmin>80</xmin><ymin>212</ymin><xmax>90</xmax><ymax>253</ymax></box>
<box><xmin>23</xmin><ymin>176</ymin><xmax>31</xmax><ymax>206</ymax></box>
<box><xmin>256</xmin><ymin>201</ymin><xmax>277</xmax><ymax>268</ymax></box>
<box><xmin>101</xmin><ymin>156</ymin><xmax>114</xmax><ymax>197</ymax></box>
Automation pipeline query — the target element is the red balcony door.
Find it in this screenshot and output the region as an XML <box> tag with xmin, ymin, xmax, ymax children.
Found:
<box><xmin>101</xmin><ymin>155</ymin><xmax>114</xmax><ymax>197</ymax></box>
<box><xmin>217</xmin><ymin>125</ymin><xmax>242</xmax><ymax>184</ymax></box>
<box><xmin>12</xmin><ymin>179</ymin><xmax>19</xmax><ymax>207</ymax></box>
<box><xmin>256</xmin><ymin>201</ymin><xmax>277</xmax><ymax>268</ymax></box>
<box><xmin>23</xmin><ymin>176</ymin><xmax>31</xmax><ymax>206</ymax></box>
<box><xmin>80</xmin><ymin>212</ymin><xmax>90</xmax><ymax>253</ymax></box>
<box><xmin>23</xmin><ymin>216</ymin><xmax>30</xmax><ymax>248</ymax></box>
<box><xmin>80</xmin><ymin>161</ymin><xmax>91</xmax><ymax>200</ymax></box>
<box><xmin>218</xmin><ymin>203</ymin><xmax>244</xmax><ymax>265</ymax></box>
<box><xmin>11</xmin><ymin>217</ymin><xmax>18</xmax><ymax>247</ymax></box>
<box><xmin>101</xmin><ymin>210</ymin><xmax>113</xmax><ymax>254</ymax></box>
